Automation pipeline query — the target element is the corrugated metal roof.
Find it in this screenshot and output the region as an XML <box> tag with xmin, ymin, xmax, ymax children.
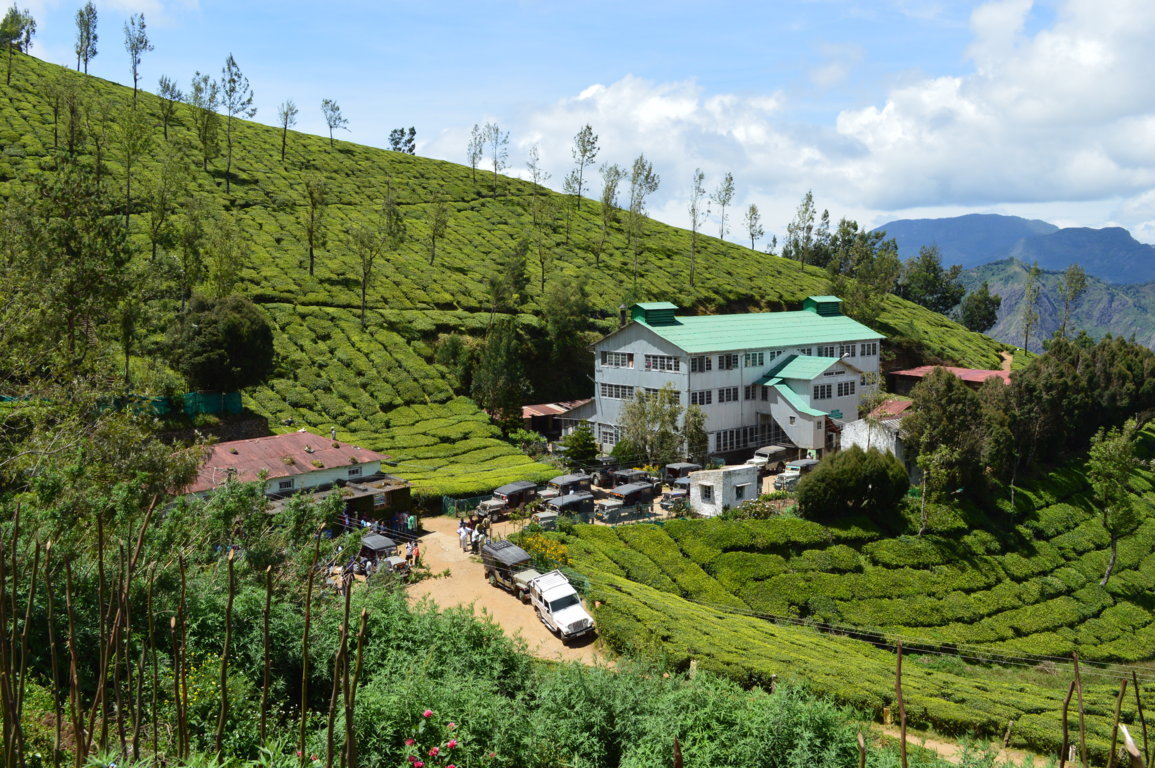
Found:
<box><xmin>891</xmin><ymin>366</ymin><xmax>1010</xmax><ymax>385</ymax></box>
<box><xmin>521</xmin><ymin>398</ymin><xmax>592</xmax><ymax>419</ymax></box>
<box><xmin>633</xmin><ymin>301</ymin><xmax>679</xmax><ymax>310</ymax></box>
<box><xmin>636</xmin><ymin>309</ymin><xmax>882</xmax><ymax>354</ymax></box>
<box><xmin>770</xmin><ymin>354</ymin><xmax>841</xmax><ymax>381</ymax></box>
<box><xmin>187</xmin><ymin>431</ymin><xmax>390</xmax><ymax>494</ymax></box>
<box><xmin>806</xmin><ymin>295</ymin><xmax>843</xmax><ymax>303</ymax></box>
<box><xmin>772</xmin><ymin>383</ymin><xmax>828</xmax><ymax>417</ymax></box>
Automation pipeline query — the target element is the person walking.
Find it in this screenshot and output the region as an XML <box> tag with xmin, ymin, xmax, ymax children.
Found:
<box><xmin>470</xmin><ymin>525</ymin><xmax>481</xmax><ymax>555</ymax></box>
<box><xmin>411</xmin><ymin>541</ymin><xmax>421</xmax><ymax>568</ymax></box>
<box><xmin>405</xmin><ymin>541</ymin><xmax>414</xmax><ymax>565</ymax></box>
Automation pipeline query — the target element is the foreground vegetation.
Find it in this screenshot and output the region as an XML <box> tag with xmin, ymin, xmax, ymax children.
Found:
<box><xmin>0</xmin><ymin>51</ymin><xmax>1016</xmax><ymax>496</ymax></box>
<box><xmin>557</xmin><ymin>427</ymin><xmax>1155</xmax><ymax>758</ymax></box>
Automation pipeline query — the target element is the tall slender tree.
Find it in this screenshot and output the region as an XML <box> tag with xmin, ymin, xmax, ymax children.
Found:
<box><xmin>122</xmin><ymin>13</ymin><xmax>152</xmax><ymax>103</ymax></box>
<box><xmin>188</xmin><ymin>72</ymin><xmax>220</xmax><ymax>171</ymax></box>
<box><xmin>1</xmin><ymin>5</ymin><xmax>36</xmax><ymax>86</ymax></box>
<box><xmin>302</xmin><ymin>174</ymin><xmax>328</xmax><ymax>276</ymax></box>
<box><xmin>466</xmin><ymin>123</ymin><xmax>483</xmax><ymax>184</ymax></box>
<box><xmin>1021</xmin><ymin>261</ymin><xmax>1041</xmax><ymax>351</ymax></box>
<box><xmin>711</xmin><ymin>171</ymin><xmax>735</xmax><ymax>240</ymax></box>
<box><xmin>157</xmin><ymin>75</ymin><xmax>182</xmax><ymax>140</ymax></box>
<box><xmin>277</xmin><ymin>99</ymin><xmax>298</xmax><ymax>162</ymax></box>
<box><xmin>744</xmin><ymin>203</ymin><xmax>764</xmax><ymax>252</ymax></box>
<box><xmin>627</xmin><ymin>154</ymin><xmax>659</xmax><ymax>287</ymax></box>
<box><xmin>782</xmin><ymin>190</ymin><xmax>818</xmax><ymax>267</ymax></box>
<box><xmin>687</xmin><ymin>168</ymin><xmax>707</xmax><ymax>287</ymax></box>
<box><xmin>526</xmin><ymin>144</ymin><xmax>550</xmax><ymax>227</ymax></box>
<box><xmin>349</xmin><ymin>223</ymin><xmax>384</xmax><ymax>329</ymax></box>
<box><xmin>1058</xmin><ymin>263</ymin><xmax>1087</xmax><ymax>339</ymax></box>
<box><xmin>320</xmin><ymin>99</ymin><xmax>348</xmax><ymax>147</ymax></box>
<box><xmin>596</xmin><ymin>163</ymin><xmax>624</xmax><ymax>267</ymax></box>
<box><xmin>219</xmin><ymin>54</ymin><xmax>256</xmax><ymax>195</ymax></box>
<box><xmin>570</xmin><ymin>124</ymin><xmax>599</xmax><ymax>209</ymax></box>
<box><xmin>1087</xmin><ymin>418</ymin><xmax>1138</xmax><ymax>586</ymax></box>
<box><xmin>482</xmin><ymin>122</ymin><xmax>508</xmax><ymax>198</ymax></box>
<box><xmin>141</xmin><ymin>146</ymin><xmax>189</xmax><ymax>260</ymax></box>
<box><xmin>427</xmin><ymin>197</ymin><xmax>450</xmax><ymax>266</ymax></box>
<box><xmin>115</xmin><ymin>103</ymin><xmax>153</xmax><ymax>229</ymax></box>
<box><xmin>74</xmin><ymin>1</ymin><xmax>97</xmax><ymax>73</ymax></box>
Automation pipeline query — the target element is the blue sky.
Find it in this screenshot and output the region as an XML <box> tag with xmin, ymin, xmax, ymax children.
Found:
<box><xmin>22</xmin><ymin>0</ymin><xmax>1155</xmax><ymax>245</ymax></box>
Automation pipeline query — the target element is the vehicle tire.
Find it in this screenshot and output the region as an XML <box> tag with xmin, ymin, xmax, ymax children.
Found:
<box><xmin>519</xmin><ymin>589</ymin><xmax>529</xmax><ymax>604</ymax></box>
<box><xmin>487</xmin><ymin>572</ymin><xmax>497</xmax><ymax>588</ymax></box>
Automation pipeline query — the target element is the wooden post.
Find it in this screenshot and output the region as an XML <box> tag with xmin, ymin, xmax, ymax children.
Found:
<box><xmin>896</xmin><ymin>640</ymin><xmax>907</xmax><ymax>768</ymax></box>
<box><xmin>1003</xmin><ymin>720</ymin><xmax>1015</xmax><ymax>749</ymax></box>
<box><xmin>1121</xmin><ymin>725</ymin><xmax>1147</xmax><ymax>768</ymax></box>
<box><xmin>1109</xmin><ymin>679</ymin><xmax>1130</xmax><ymax>768</ymax></box>
<box><xmin>1073</xmin><ymin>652</ymin><xmax>1088</xmax><ymax>768</ymax></box>
<box><xmin>673</xmin><ymin>737</ymin><xmax>683</xmax><ymax>768</ymax></box>
<box><xmin>857</xmin><ymin>731</ymin><xmax>866</xmax><ymax>768</ymax></box>
<box><xmin>769</xmin><ymin>674</ymin><xmax>777</xmax><ymax>694</ymax></box>
<box><xmin>1135</xmin><ymin>670</ymin><xmax>1149</xmax><ymax>767</ymax></box>
<box><xmin>1060</xmin><ymin>679</ymin><xmax>1076</xmax><ymax>768</ymax></box>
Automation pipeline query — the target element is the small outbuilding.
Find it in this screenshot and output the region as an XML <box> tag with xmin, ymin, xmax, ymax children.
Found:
<box><xmin>689</xmin><ymin>464</ymin><xmax>760</xmax><ymax>518</ymax></box>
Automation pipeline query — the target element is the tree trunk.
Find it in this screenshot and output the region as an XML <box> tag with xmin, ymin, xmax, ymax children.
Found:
<box><xmin>429</xmin><ymin>236</ymin><xmax>436</xmax><ymax>265</ymax></box>
<box><xmin>281</xmin><ymin>128</ymin><xmax>287</xmax><ymax>161</ymax></box>
<box><xmin>309</xmin><ymin>242</ymin><xmax>315</xmax><ymax>276</ymax></box>
<box><xmin>125</xmin><ymin>157</ymin><xmax>132</xmax><ymax>230</ymax></box>
<box><xmin>1101</xmin><ymin>535</ymin><xmax>1118</xmax><ymax>585</ymax></box>
<box><xmin>225</xmin><ymin>119</ymin><xmax>233</xmax><ymax>194</ymax></box>
<box><xmin>690</xmin><ymin>231</ymin><xmax>697</xmax><ymax>287</ymax></box>
<box><xmin>360</xmin><ymin>283</ymin><xmax>367</xmax><ymax>328</ymax></box>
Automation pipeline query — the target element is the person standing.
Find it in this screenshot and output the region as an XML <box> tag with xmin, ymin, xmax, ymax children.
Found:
<box><xmin>457</xmin><ymin>520</ymin><xmax>470</xmax><ymax>553</ymax></box>
<box><xmin>411</xmin><ymin>541</ymin><xmax>421</xmax><ymax>568</ymax></box>
<box><xmin>406</xmin><ymin>512</ymin><xmax>418</xmax><ymax>537</ymax></box>
<box><xmin>470</xmin><ymin>525</ymin><xmax>481</xmax><ymax>554</ymax></box>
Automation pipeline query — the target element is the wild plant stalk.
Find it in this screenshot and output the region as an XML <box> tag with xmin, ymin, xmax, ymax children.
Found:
<box><xmin>895</xmin><ymin>640</ymin><xmax>907</xmax><ymax>768</ymax></box>
<box><xmin>88</xmin><ymin>514</ymin><xmax>110</xmax><ymax>755</ymax></box>
<box><xmin>169</xmin><ymin>617</ymin><xmax>184</xmax><ymax>759</ymax></box>
<box><xmin>1135</xmin><ymin>670</ymin><xmax>1149</xmax><ymax>766</ymax></box>
<box><xmin>146</xmin><ymin>565</ymin><xmax>159</xmax><ymax>757</ymax></box>
<box><xmin>1060</xmin><ymin>680</ymin><xmax>1076</xmax><ymax>768</ymax></box>
<box><xmin>215</xmin><ymin>549</ymin><xmax>236</xmax><ymax>755</ymax></box>
<box><xmin>178</xmin><ymin>556</ymin><xmax>190</xmax><ymax>758</ymax></box>
<box><xmin>299</xmin><ymin>530</ymin><xmax>323</xmax><ymax>768</ymax></box>
<box><xmin>325</xmin><ymin>620</ymin><xmax>346</xmax><ymax>768</ymax></box>
<box><xmin>344</xmin><ymin>609</ymin><xmax>368</xmax><ymax>768</ymax></box>
<box><xmin>336</xmin><ymin>578</ymin><xmax>353</xmax><ymax>768</ymax></box>
<box><xmin>44</xmin><ymin>543</ymin><xmax>63</xmax><ymax>768</ymax></box>
<box><xmin>1110</xmin><ymin>679</ymin><xmax>1130</xmax><ymax>768</ymax></box>
<box><xmin>64</xmin><ymin>564</ymin><xmax>84</xmax><ymax>768</ymax></box>
<box><xmin>16</xmin><ymin>539</ymin><xmax>42</xmax><ymax>765</ymax></box>
<box><xmin>260</xmin><ymin>565</ymin><xmax>273</xmax><ymax>744</ymax></box>
<box><xmin>0</xmin><ymin>539</ymin><xmax>16</xmax><ymax>768</ymax></box>
<box><xmin>111</xmin><ymin>543</ymin><xmax>128</xmax><ymax>756</ymax></box>
<box><xmin>1074</xmin><ymin>652</ymin><xmax>1088</xmax><ymax>768</ymax></box>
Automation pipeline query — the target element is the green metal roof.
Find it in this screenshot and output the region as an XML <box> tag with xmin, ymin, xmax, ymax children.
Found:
<box><xmin>772</xmin><ymin>383</ymin><xmax>828</xmax><ymax>417</ymax></box>
<box><xmin>634</xmin><ymin>310</ymin><xmax>882</xmax><ymax>354</ymax></box>
<box><xmin>806</xmin><ymin>295</ymin><xmax>842</xmax><ymax>303</ymax></box>
<box><xmin>771</xmin><ymin>355</ymin><xmax>841</xmax><ymax>381</ymax></box>
<box><xmin>632</xmin><ymin>302</ymin><xmax>679</xmax><ymax>310</ymax></box>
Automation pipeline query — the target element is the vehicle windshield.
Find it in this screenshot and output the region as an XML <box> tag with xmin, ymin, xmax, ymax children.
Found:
<box><xmin>550</xmin><ymin>594</ymin><xmax>580</xmax><ymax>612</ymax></box>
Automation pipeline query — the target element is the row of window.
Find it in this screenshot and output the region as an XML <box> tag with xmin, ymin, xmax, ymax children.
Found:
<box><xmin>275</xmin><ymin>465</ymin><xmax>362</xmax><ymax>491</ymax></box>
<box><xmin>600</xmin><ymin>383</ymin><xmax>635</xmax><ymax>399</ymax></box>
<box><xmin>811</xmin><ymin>380</ymin><xmax>856</xmax><ymax>400</ymax></box>
<box><xmin>605</xmin><ymin>345</ymin><xmax>878</xmax><ymax>371</ymax></box>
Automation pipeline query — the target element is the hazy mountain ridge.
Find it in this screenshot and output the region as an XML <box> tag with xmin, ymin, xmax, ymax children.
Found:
<box><xmin>877</xmin><ymin>213</ymin><xmax>1155</xmax><ymax>285</ymax></box>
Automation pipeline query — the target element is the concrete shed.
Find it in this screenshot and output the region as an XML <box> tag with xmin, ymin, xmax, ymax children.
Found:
<box><xmin>689</xmin><ymin>464</ymin><xmax>760</xmax><ymax>517</ymax></box>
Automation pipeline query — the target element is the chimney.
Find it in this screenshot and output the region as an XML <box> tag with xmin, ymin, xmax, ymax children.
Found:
<box><xmin>618</xmin><ymin>304</ymin><xmax>627</xmax><ymax>328</ymax></box>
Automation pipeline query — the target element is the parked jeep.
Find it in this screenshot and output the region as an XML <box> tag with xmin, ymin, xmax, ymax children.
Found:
<box><xmin>480</xmin><ymin>540</ymin><xmax>541</xmax><ymax>601</ymax></box>
<box><xmin>526</xmin><ymin>569</ymin><xmax>595</xmax><ymax>642</ymax></box>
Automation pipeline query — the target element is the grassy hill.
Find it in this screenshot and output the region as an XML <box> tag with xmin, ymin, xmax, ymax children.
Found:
<box><xmin>562</xmin><ymin>427</ymin><xmax>1155</xmax><ymax>756</ymax></box>
<box><xmin>959</xmin><ymin>259</ymin><xmax>1155</xmax><ymax>352</ymax></box>
<box><xmin>1</xmin><ymin>53</ymin><xmax>1015</xmax><ymax>495</ymax></box>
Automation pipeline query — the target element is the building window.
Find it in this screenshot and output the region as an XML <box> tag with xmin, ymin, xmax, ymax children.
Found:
<box><xmin>839</xmin><ymin>344</ymin><xmax>855</xmax><ymax>357</ymax></box>
<box><xmin>598</xmin><ymin>424</ymin><xmax>618</xmax><ymax>445</ymax></box>
<box><xmin>761</xmin><ymin>386</ymin><xmax>769</xmax><ymax>401</ymax></box>
<box><xmin>744</xmin><ymin>384</ymin><xmax>756</xmax><ymax>400</ymax></box>
<box><xmin>769</xmin><ymin>350</ymin><xmax>783</xmax><ymax>360</ymax></box>
<box><xmin>347</xmin><ymin>466</ymin><xmax>362</xmax><ymax>477</ymax></box>
<box><xmin>797</xmin><ymin>347</ymin><xmax>812</xmax><ymax>356</ymax></box>
<box><xmin>859</xmin><ymin>342</ymin><xmax>878</xmax><ymax>357</ymax></box>
<box><xmin>700</xmin><ymin>484</ymin><xmax>714</xmax><ymax>502</ymax></box>
<box><xmin>718</xmin><ymin>353</ymin><xmax>739</xmax><ymax>370</ymax></box>
<box><xmin>818</xmin><ymin>345</ymin><xmax>836</xmax><ymax>357</ymax></box>
<box><xmin>600</xmin><ymin>383</ymin><xmax>635</xmax><ymax>400</ymax></box>
<box><xmin>644</xmin><ymin>354</ymin><xmax>680</xmax><ymax>372</ymax></box>
<box><xmin>278</xmin><ymin>479</ymin><xmax>295</xmax><ymax>491</ymax></box>
<box><xmin>813</xmin><ymin>384</ymin><xmax>833</xmax><ymax>400</ymax></box>
<box><xmin>789</xmin><ymin>416</ymin><xmax>796</xmax><ymax>425</ymax></box>
<box><xmin>735</xmin><ymin>483</ymin><xmax>749</xmax><ymax>501</ymax></box>
<box><xmin>601</xmin><ymin>351</ymin><xmax>634</xmax><ymax>368</ymax></box>
<box><xmin>718</xmin><ymin>386</ymin><xmax>739</xmax><ymax>403</ymax></box>
<box><xmin>743</xmin><ymin>351</ymin><xmax>765</xmax><ymax>367</ymax></box>
<box><xmin>823</xmin><ymin>369</ymin><xmax>845</xmax><ymax>376</ymax></box>
<box><xmin>837</xmin><ymin>380</ymin><xmax>856</xmax><ymax>397</ymax></box>
<box><xmin>690</xmin><ymin>355</ymin><xmax>713</xmax><ymax>373</ymax></box>
<box><xmin>691</xmin><ymin>389</ymin><xmax>713</xmax><ymax>406</ymax></box>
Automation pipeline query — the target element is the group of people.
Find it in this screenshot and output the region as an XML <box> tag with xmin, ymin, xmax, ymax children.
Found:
<box><xmin>337</xmin><ymin>509</ymin><xmax>419</xmax><ymax>538</ymax></box>
<box><xmin>457</xmin><ymin>516</ymin><xmax>491</xmax><ymax>554</ymax></box>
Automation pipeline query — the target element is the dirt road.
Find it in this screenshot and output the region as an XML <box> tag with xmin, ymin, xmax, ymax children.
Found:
<box><xmin>406</xmin><ymin>515</ymin><xmax>603</xmax><ymax>664</ymax></box>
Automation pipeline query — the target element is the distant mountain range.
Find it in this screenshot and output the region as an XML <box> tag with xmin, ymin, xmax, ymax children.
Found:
<box><xmin>871</xmin><ymin>214</ymin><xmax>1155</xmax><ymax>351</ymax></box>
<box><xmin>875</xmin><ymin>213</ymin><xmax>1155</xmax><ymax>285</ymax></box>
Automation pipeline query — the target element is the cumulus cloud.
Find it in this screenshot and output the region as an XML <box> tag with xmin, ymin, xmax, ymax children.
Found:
<box><xmin>427</xmin><ymin>0</ymin><xmax>1155</xmax><ymax>243</ymax></box>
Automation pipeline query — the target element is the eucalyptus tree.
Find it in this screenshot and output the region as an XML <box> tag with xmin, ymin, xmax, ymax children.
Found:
<box><xmin>115</xmin><ymin>102</ymin><xmax>153</xmax><ymax>228</ymax></box>
<box><xmin>188</xmin><ymin>71</ymin><xmax>221</xmax><ymax>170</ymax></box>
<box><xmin>1</xmin><ymin>4</ymin><xmax>35</xmax><ymax>85</ymax></box>
<box><xmin>157</xmin><ymin>75</ymin><xmax>182</xmax><ymax>140</ymax></box>
<box><xmin>466</xmin><ymin>123</ymin><xmax>483</xmax><ymax>184</ymax></box>
<box><xmin>123</xmin><ymin>12</ymin><xmax>152</xmax><ymax>102</ymax></box>
<box><xmin>711</xmin><ymin>171</ymin><xmax>734</xmax><ymax>240</ymax></box>
<box><xmin>687</xmin><ymin>168</ymin><xmax>707</xmax><ymax>286</ymax></box>
<box><xmin>569</xmin><ymin>123</ymin><xmax>599</xmax><ymax>208</ymax></box>
<box><xmin>302</xmin><ymin>173</ymin><xmax>328</xmax><ymax>275</ymax></box>
<box><xmin>1021</xmin><ymin>261</ymin><xmax>1041</xmax><ymax>351</ymax></box>
<box><xmin>219</xmin><ymin>54</ymin><xmax>256</xmax><ymax>194</ymax></box>
<box><xmin>744</xmin><ymin>203</ymin><xmax>764</xmax><ymax>252</ymax></box>
<box><xmin>278</xmin><ymin>99</ymin><xmax>298</xmax><ymax>162</ymax></box>
<box><xmin>74</xmin><ymin>1</ymin><xmax>97</xmax><ymax>73</ymax></box>
<box><xmin>1058</xmin><ymin>263</ymin><xmax>1087</xmax><ymax>339</ymax></box>
<box><xmin>595</xmin><ymin>162</ymin><xmax>624</xmax><ymax>267</ymax></box>
<box><xmin>627</xmin><ymin>154</ymin><xmax>659</xmax><ymax>286</ymax></box>
<box><xmin>483</xmin><ymin>122</ymin><xmax>509</xmax><ymax>197</ymax></box>
<box><xmin>427</xmin><ymin>197</ymin><xmax>450</xmax><ymax>265</ymax></box>
<box><xmin>320</xmin><ymin>99</ymin><xmax>348</xmax><ymax>147</ymax></box>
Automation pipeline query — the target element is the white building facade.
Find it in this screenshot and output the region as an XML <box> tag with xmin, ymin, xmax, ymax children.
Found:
<box><xmin>689</xmin><ymin>464</ymin><xmax>760</xmax><ymax>517</ymax></box>
<box><xmin>573</xmin><ymin>297</ymin><xmax>884</xmax><ymax>457</ymax></box>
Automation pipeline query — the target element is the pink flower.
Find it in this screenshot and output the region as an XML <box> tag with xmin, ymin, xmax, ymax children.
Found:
<box><xmin>295</xmin><ymin>752</ymin><xmax>301</xmax><ymax>758</ymax></box>
<box><xmin>447</xmin><ymin>739</ymin><xmax>458</xmax><ymax>749</ymax></box>
<box><xmin>422</xmin><ymin>709</ymin><xmax>433</xmax><ymax>718</ymax></box>
<box><xmin>414</xmin><ymin>762</ymin><xmax>424</xmax><ymax>768</ymax></box>
<box><xmin>447</xmin><ymin>765</ymin><xmax>456</xmax><ymax>768</ymax></box>
<box><xmin>310</xmin><ymin>756</ymin><xmax>318</xmax><ymax>762</ymax></box>
<box><xmin>447</xmin><ymin>722</ymin><xmax>456</xmax><ymax>729</ymax></box>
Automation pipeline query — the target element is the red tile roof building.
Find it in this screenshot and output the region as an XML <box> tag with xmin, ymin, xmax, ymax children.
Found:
<box><xmin>186</xmin><ymin>431</ymin><xmax>391</xmax><ymax>496</ymax></box>
<box><xmin>888</xmin><ymin>365</ymin><xmax>1010</xmax><ymax>396</ymax></box>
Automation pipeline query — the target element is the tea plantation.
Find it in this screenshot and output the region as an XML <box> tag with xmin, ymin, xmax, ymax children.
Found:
<box><xmin>1</xmin><ymin>53</ymin><xmax>1014</xmax><ymax>494</ymax></box>
<box><xmin>562</xmin><ymin>428</ymin><xmax>1155</xmax><ymax>757</ymax></box>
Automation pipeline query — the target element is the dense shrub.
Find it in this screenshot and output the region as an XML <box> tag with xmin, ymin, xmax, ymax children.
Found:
<box><xmin>796</xmin><ymin>446</ymin><xmax>909</xmax><ymax>529</ymax></box>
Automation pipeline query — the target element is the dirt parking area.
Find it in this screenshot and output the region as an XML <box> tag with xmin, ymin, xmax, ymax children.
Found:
<box><xmin>405</xmin><ymin>514</ymin><xmax>603</xmax><ymax>664</ymax></box>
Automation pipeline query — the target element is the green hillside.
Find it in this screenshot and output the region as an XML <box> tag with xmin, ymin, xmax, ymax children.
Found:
<box><xmin>1</xmin><ymin>53</ymin><xmax>1014</xmax><ymax>494</ymax></box>
<box><xmin>562</xmin><ymin>430</ymin><xmax>1155</xmax><ymax>755</ymax></box>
